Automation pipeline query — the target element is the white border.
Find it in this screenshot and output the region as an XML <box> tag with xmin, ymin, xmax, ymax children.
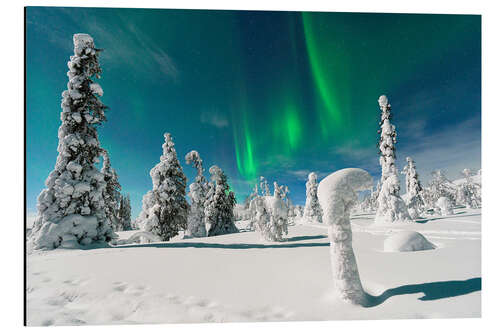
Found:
<box><xmin>3</xmin><ymin>0</ymin><xmax>500</xmax><ymax>332</ymax></box>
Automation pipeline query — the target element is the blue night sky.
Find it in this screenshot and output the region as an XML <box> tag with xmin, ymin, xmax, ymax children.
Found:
<box><xmin>26</xmin><ymin>7</ymin><xmax>481</xmax><ymax>219</ymax></box>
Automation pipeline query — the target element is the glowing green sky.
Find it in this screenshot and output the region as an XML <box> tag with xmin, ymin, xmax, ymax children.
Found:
<box><xmin>26</xmin><ymin>8</ymin><xmax>481</xmax><ymax>216</ymax></box>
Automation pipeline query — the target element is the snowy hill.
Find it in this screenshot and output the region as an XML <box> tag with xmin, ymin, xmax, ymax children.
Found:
<box><xmin>26</xmin><ymin>208</ymin><xmax>480</xmax><ymax>326</ymax></box>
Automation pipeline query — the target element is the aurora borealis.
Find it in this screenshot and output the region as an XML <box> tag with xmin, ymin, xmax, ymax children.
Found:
<box><xmin>26</xmin><ymin>7</ymin><xmax>481</xmax><ymax>218</ymax></box>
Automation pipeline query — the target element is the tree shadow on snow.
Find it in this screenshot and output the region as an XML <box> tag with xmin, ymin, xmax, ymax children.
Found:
<box><xmin>414</xmin><ymin>212</ymin><xmax>481</xmax><ymax>224</ymax></box>
<box><xmin>115</xmin><ymin>240</ymin><xmax>330</xmax><ymax>250</ymax></box>
<box><xmin>286</xmin><ymin>235</ymin><xmax>327</xmax><ymax>242</ymax></box>
<box><xmin>363</xmin><ymin>277</ymin><xmax>481</xmax><ymax>307</ymax></box>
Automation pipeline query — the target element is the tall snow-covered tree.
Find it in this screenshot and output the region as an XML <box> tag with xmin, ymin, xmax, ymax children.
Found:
<box><xmin>101</xmin><ymin>149</ymin><xmax>122</xmax><ymax>231</ymax></box>
<box><xmin>259</xmin><ymin>176</ymin><xmax>271</xmax><ymax>196</ymax></box>
<box><xmin>303</xmin><ymin>172</ymin><xmax>323</xmax><ymax>223</ymax></box>
<box><xmin>136</xmin><ymin>133</ymin><xmax>189</xmax><ymax>241</ymax></box>
<box><xmin>374</xmin><ymin>95</ymin><xmax>412</xmax><ymax>224</ymax></box>
<box><xmin>29</xmin><ymin>34</ymin><xmax>115</xmax><ymax>250</ymax></box>
<box><xmin>185</xmin><ymin>150</ymin><xmax>208</xmax><ymax>237</ymax></box>
<box><xmin>401</xmin><ymin>157</ymin><xmax>425</xmax><ymax>218</ymax></box>
<box><xmin>117</xmin><ymin>194</ymin><xmax>132</xmax><ymax>231</ymax></box>
<box><xmin>204</xmin><ymin>165</ymin><xmax>239</xmax><ymax>236</ymax></box>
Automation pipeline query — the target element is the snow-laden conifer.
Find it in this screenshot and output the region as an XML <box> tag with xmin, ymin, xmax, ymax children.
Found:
<box><xmin>374</xmin><ymin>95</ymin><xmax>411</xmax><ymax>224</ymax></box>
<box><xmin>401</xmin><ymin>157</ymin><xmax>425</xmax><ymax>218</ymax></box>
<box><xmin>456</xmin><ymin>168</ymin><xmax>481</xmax><ymax>208</ymax></box>
<box><xmin>303</xmin><ymin>172</ymin><xmax>323</xmax><ymax>223</ymax></box>
<box><xmin>424</xmin><ymin>170</ymin><xmax>457</xmax><ymax>207</ymax></box>
<box><xmin>136</xmin><ymin>133</ymin><xmax>189</xmax><ymax>241</ymax></box>
<box><xmin>249</xmin><ymin>182</ymin><xmax>288</xmax><ymax>241</ymax></box>
<box><xmin>29</xmin><ymin>34</ymin><xmax>115</xmax><ymax>250</ymax></box>
<box><xmin>101</xmin><ymin>149</ymin><xmax>122</xmax><ymax>231</ymax></box>
<box><xmin>204</xmin><ymin>166</ymin><xmax>238</xmax><ymax>236</ymax></box>
<box><xmin>117</xmin><ymin>194</ymin><xmax>132</xmax><ymax>230</ymax></box>
<box><xmin>259</xmin><ymin>176</ymin><xmax>271</xmax><ymax>196</ymax></box>
<box><xmin>185</xmin><ymin>150</ymin><xmax>208</xmax><ymax>237</ymax></box>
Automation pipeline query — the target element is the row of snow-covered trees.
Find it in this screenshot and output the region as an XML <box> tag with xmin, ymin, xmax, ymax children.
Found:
<box><xmin>29</xmin><ymin>33</ymin><xmax>240</xmax><ymax>250</ymax></box>
<box><xmin>357</xmin><ymin>95</ymin><xmax>481</xmax><ymax>219</ymax></box>
<box><xmin>134</xmin><ymin>133</ymin><xmax>238</xmax><ymax>242</ymax></box>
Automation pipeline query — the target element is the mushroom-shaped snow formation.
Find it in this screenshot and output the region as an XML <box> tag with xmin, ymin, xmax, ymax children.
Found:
<box><xmin>384</xmin><ymin>231</ymin><xmax>436</xmax><ymax>252</ymax></box>
<box><xmin>318</xmin><ymin>168</ymin><xmax>373</xmax><ymax>305</ymax></box>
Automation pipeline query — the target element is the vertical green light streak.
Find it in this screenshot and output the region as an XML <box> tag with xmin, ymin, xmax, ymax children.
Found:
<box><xmin>302</xmin><ymin>12</ymin><xmax>344</xmax><ymax>138</ymax></box>
<box><xmin>233</xmin><ymin>110</ymin><xmax>257</xmax><ymax>181</ymax></box>
<box><xmin>283</xmin><ymin>104</ymin><xmax>301</xmax><ymax>150</ymax></box>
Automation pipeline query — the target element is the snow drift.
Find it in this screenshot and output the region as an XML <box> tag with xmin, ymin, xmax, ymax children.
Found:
<box><xmin>384</xmin><ymin>231</ymin><xmax>436</xmax><ymax>252</ymax></box>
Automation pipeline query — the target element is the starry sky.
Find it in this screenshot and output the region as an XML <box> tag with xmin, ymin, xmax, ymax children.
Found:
<box><xmin>26</xmin><ymin>7</ymin><xmax>481</xmax><ymax>219</ymax></box>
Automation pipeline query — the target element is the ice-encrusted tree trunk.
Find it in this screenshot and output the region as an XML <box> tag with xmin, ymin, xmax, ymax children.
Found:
<box><xmin>375</xmin><ymin>95</ymin><xmax>411</xmax><ymax>224</ymax></box>
<box><xmin>101</xmin><ymin>150</ymin><xmax>122</xmax><ymax>231</ymax></box>
<box><xmin>260</xmin><ymin>176</ymin><xmax>271</xmax><ymax>196</ymax></box>
<box><xmin>204</xmin><ymin>166</ymin><xmax>239</xmax><ymax>236</ymax></box>
<box><xmin>117</xmin><ymin>194</ymin><xmax>132</xmax><ymax>230</ymax></box>
<box><xmin>29</xmin><ymin>34</ymin><xmax>116</xmax><ymax>250</ymax></box>
<box><xmin>318</xmin><ymin>168</ymin><xmax>373</xmax><ymax>305</ymax></box>
<box><xmin>185</xmin><ymin>150</ymin><xmax>208</xmax><ymax>237</ymax></box>
<box><xmin>303</xmin><ymin>172</ymin><xmax>323</xmax><ymax>223</ymax></box>
<box><xmin>401</xmin><ymin>157</ymin><xmax>425</xmax><ymax>218</ymax></box>
<box><xmin>136</xmin><ymin>133</ymin><xmax>189</xmax><ymax>241</ymax></box>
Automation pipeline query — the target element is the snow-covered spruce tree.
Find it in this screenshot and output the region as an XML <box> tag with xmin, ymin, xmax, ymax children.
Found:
<box><xmin>136</xmin><ymin>133</ymin><xmax>189</xmax><ymax>241</ymax></box>
<box><xmin>101</xmin><ymin>149</ymin><xmax>122</xmax><ymax>231</ymax></box>
<box><xmin>249</xmin><ymin>182</ymin><xmax>288</xmax><ymax>241</ymax></box>
<box><xmin>259</xmin><ymin>176</ymin><xmax>271</xmax><ymax>196</ymax></box>
<box><xmin>185</xmin><ymin>150</ymin><xmax>208</xmax><ymax>237</ymax></box>
<box><xmin>426</xmin><ymin>169</ymin><xmax>457</xmax><ymax>207</ymax></box>
<box><xmin>117</xmin><ymin>194</ymin><xmax>132</xmax><ymax>230</ymax></box>
<box><xmin>317</xmin><ymin>168</ymin><xmax>373</xmax><ymax>305</ymax></box>
<box><xmin>246</xmin><ymin>184</ymin><xmax>259</xmax><ymax>209</ymax></box>
<box><xmin>401</xmin><ymin>157</ymin><xmax>425</xmax><ymax>218</ymax></box>
<box><xmin>29</xmin><ymin>34</ymin><xmax>116</xmax><ymax>250</ymax></box>
<box><xmin>457</xmin><ymin>168</ymin><xmax>481</xmax><ymax>208</ymax></box>
<box><xmin>374</xmin><ymin>95</ymin><xmax>411</xmax><ymax>224</ymax></box>
<box><xmin>303</xmin><ymin>172</ymin><xmax>323</xmax><ymax>223</ymax></box>
<box><xmin>204</xmin><ymin>165</ymin><xmax>239</xmax><ymax>236</ymax></box>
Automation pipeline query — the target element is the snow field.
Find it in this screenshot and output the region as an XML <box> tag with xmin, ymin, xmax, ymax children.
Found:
<box><xmin>27</xmin><ymin>208</ymin><xmax>481</xmax><ymax>325</ymax></box>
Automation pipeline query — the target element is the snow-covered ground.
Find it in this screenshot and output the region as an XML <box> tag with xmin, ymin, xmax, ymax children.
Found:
<box><xmin>26</xmin><ymin>208</ymin><xmax>481</xmax><ymax>326</ymax></box>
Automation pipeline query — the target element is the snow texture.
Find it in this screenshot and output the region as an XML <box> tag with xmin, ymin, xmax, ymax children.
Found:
<box><xmin>303</xmin><ymin>172</ymin><xmax>323</xmax><ymax>224</ymax></box>
<box><xmin>375</xmin><ymin>95</ymin><xmax>412</xmax><ymax>224</ymax></box>
<box><xmin>317</xmin><ymin>168</ymin><xmax>373</xmax><ymax>305</ymax></box>
<box><xmin>26</xmin><ymin>207</ymin><xmax>481</xmax><ymax>325</ymax></box>
<box><xmin>384</xmin><ymin>231</ymin><xmax>436</xmax><ymax>252</ymax></box>
<box><xmin>136</xmin><ymin>133</ymin><xmax>189</xmax><ymax>241</ymax></box>
<box><xmin>29</xmin><ymin>33</ymin><xmax>116</xmax><ymax>251</ymax></box>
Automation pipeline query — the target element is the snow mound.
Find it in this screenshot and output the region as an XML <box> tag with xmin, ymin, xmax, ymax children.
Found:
<box><xmin>384</xmin><ymin>231</ymin><xmax>436</xmax><ymax>252</ymax></box>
